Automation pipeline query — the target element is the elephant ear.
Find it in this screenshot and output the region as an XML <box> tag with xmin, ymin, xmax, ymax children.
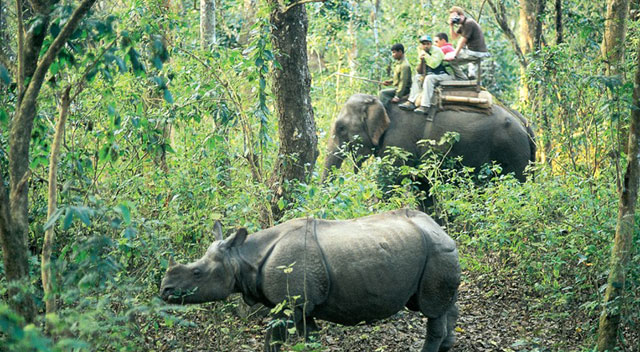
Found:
<box><xmin>365</xmin><ymin>99</ymin><xmax>390</xmax><ymax>146</ymax></box>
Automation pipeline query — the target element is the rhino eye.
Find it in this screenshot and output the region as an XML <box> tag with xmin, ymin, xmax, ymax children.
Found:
<box><xmin>193</xmin><ymin>268</ymin><xmax>202</xmax><ymax>278</ymax></box>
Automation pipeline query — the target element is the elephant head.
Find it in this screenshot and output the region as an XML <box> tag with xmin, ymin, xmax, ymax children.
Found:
<box><xmin>323</xmin><ymin>94</ymin><xmax>390</xmax><ymax>179</ymax></box>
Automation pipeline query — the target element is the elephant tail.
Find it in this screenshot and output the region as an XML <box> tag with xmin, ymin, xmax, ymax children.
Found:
<box><xmin>500</xmin><ymin>103</ymin><xmax>537</xmax><ymax>165</ymax></box>
<box><xmin>525</xmin><ymin>122</ymin><xmax>537</xmax><ymax>165</ymax></box>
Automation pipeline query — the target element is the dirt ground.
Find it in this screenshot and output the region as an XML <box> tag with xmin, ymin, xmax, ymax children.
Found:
<box><xmin>148</xmin><ymin>269</ymin><xmax>622</xmax><ymax>352</ymax></box>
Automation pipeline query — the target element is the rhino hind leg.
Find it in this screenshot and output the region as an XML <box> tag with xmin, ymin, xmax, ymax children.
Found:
<box><xmin>405</xmin><ymin>294</ymin><xmax>420</xmax><ymax>311</ymax></box>
<box><xmin>422</xmin><ymin>315</ymin><xmax>447</xmax><ymax>352</ymax></box>
<box><xmin>438</xmin><ymin>302</ymin><xmax>459</xmax><ymax>352</ymax></box>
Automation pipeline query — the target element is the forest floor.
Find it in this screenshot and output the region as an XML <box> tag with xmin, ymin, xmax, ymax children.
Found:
<box><xmin>149</xmin><ymin>269</ymin><xmax>602</xmax><ymax>352</ymax></box>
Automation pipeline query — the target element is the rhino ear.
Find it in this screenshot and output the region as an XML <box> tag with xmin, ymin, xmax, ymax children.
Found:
<box><xmin>168</xmin><ymin>256</ymin><xmax>177</xmax><ymax>268</ymax></box>
<box><xmin>221</xmin><ymin>228</ymin><xmax>248</xmax><ymax>249</ymax></box>
<box><xmin>213</xmin><ymin>221</ymin><xmax>223</xmax><ymax>242</ymax></box>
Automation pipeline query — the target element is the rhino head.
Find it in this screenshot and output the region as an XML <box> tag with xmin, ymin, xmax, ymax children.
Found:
<box><xmin>160</xmin><ymin>222</ymin><xmax>248</xmax><ymax>304</ymax></box>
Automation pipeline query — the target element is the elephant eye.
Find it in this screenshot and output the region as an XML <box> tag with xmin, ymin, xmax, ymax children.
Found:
<box><xmin>193</xmin><ymin>268</ymin><xmax>202</xmax><ymax>278</ymax></box>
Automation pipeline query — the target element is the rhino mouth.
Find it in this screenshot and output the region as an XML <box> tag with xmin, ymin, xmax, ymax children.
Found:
<box><xmin>160</xmin><ymin>286</ymin><xmax>199</xmax><ymax>303</ymax></box>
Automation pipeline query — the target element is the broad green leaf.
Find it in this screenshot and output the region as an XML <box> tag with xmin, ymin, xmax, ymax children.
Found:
<box><xmin>117</xmin><ymin>204</ymin><xmax>131</xmax><ymax>224</ymax></box>
<box><xmin>98</xmin><ymin>144</ymin><xmax>111</xmax><ymax>161</ymax></box>
<box><xmin>43</xmin><ymin>208</ymin><xmax>64</xmax><ymax>231</ymax></box>
<box><xmin>73</xmin><ymin>206</ymin><xmax>92</xmax><ymax>226</ymax></box>
<box><xmin>163</xmin><ymin>89</ymin><xmax>174</xmax><ymax>104</ymax></box>
<box><xmin>0</xmin><ymin>64</ymin><xmax>11</xmax><ymax>85</ymax></box>
<box><xmin>123</xmin><ymin>227</ymin><xmax>136</xmax><ymax>239</ymax></box>
<box><xmin>63</xmin><ymin>209</ymin><xmax>74</xmax><ymax>230</ymax></box>
<box><xmin>0</xmin><ymin>109</ymin><xmax>8</xmax><ymax>123</ymax></box>
<box><xmin>115</xmin><ymin>56</ymin><xmax>127</xmax><ymax>73</ymax></box>
<box><xmin>152</xmin><ymin>56</ymin><xmax>163</xmax><ymax>70</ymax></box>
<box><xmin>49</xmin><ymin>61</ymin><xmax>59</xmax><ymax>76</ymax></box>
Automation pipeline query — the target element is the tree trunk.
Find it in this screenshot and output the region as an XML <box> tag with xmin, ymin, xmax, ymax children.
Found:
<box><xmin>347</xmin><ymin>0</ymin><xmax>358</xmax><ymax>79</ymax></box>
<box><xmin>42</xmin><ymin>87</ymin><xmax>71</xmax><ymax>325</ymax></box>
<box><xmin>238</xmin><ymin>0</ymin><xmax>256</xmax><ymax>45</ymax></box>
<box><xmin>596</xmin><ymin>35</ymin><xmax>640</xmax><ymax>352</ymax></box>
<box><xmin>200</xmin><ymin>0</ymin><xmax>216</xmax><ymax>49</ymax></box>
<box><xmin>518</xmin><ymin>0</ymin><xmax>545</xmax><ymax>101</ymax></box>
<box><xmin>372</xmin><ymin>0</ymin><xmax>381</xmax><ymax>51</ymax></box>
<box><xmin>0</xmin><ymin>0</ymin><xmax>98</xmax><ymax>323</ymax></box>
<box><xmin>555</xmin><ymin>0</ymin><xmax>563</xmax><ymax>44</ymax></box>
<box><xmin>268</xmin><ymin>1</ymin><xmax>318</xmax><ymax>219</ymax></box>
<box><xmin>0</xmin><ymin>0</ymin><xmax>15</xmax><ymax>73</ymax></box>
<box><xmin>601</xmin><ymin>0</ymin><xmax>629</xmax><ymax>74</ymax></box>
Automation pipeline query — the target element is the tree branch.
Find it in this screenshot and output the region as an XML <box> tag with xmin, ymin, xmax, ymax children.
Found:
<box><xmin>71</xmin><ymin>39</ymin><xmax>117</xmax><ymax>102</ymax></box>
<box><xmin>16</xmin><ymin>0</ymin><xmax>25</xmax><ymax>95</ymax></box>
<box><xmin>487</xmin><ymin>0</ymin><xmax>527</xmax><ymax>68</ymax></box>
<box><xmin>0</xmin><ymin>171</ymin><xmax>9</xmax><ymax>235</ymax></box>
<box><xmin>281</xmin><ymin>0</ymin><xmax>324</xmax><ymax>15</ymax></box>
<box><xmin>18</xmin><ymin>0</ymin><xmax>97</xmax><ymax>120</ymax></box>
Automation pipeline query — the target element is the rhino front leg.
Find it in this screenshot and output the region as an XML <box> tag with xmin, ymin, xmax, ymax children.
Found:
<box><xmin>295</xmin><ymin>315</ymin><xmax>319</xmax><ymax>342</ymax></box>
<box><xmin>264</xmin><ymin>318</ymin><xmax>291</xmax><ymax>352</ymax></box>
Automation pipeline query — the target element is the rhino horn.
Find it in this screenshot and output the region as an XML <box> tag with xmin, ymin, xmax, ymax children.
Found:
<box><xmin>168</xmin><ymin>256</ymin><xmax>177</xmax><ymax>268</ymax></box>
<box><xmin>213</xmin><ymin>221</ymin><xmax>223</xmax><ymax>241</ymax></box>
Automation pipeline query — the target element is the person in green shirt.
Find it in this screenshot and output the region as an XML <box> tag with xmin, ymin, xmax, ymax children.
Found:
<box><xmin>379</xmin><ymin>43</ymin><xmax>412</xmax><ymax>106</ymax></box>
<box><xmin>399</xmin><ymin>35</ymin><xmax>451</xmax><ymax>116</ymax></box>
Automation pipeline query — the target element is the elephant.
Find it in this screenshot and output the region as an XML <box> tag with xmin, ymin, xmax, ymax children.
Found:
<box><xmin>323</xmin><ymin>93</ymin><xmax>536</xmax><ymax>184</ymax></box>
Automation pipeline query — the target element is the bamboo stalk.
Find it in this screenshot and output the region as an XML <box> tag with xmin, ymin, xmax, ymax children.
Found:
<box><xmin>441</xmin><ymin>95</ymin><xmax>488</xmax><ymax>104</ymax></box>
<box><xmin>333</xmin><ymin>73</ymin><xmax>383</xmax><ymax>84</ymax></box>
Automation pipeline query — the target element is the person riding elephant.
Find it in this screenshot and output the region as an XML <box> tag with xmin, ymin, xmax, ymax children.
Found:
<box><xmin>399</xmin><ymin>35</ymin><xmax>452</xmax><ymax>118</ymax></box>
<box><xmin>323</xmin><ymin>94</ymin><xmax>536</xmax><ymax>188</ymax></box>
<box><xmin>379</xmin><ymin>43</ymin><xmax>412</xmax><ymax>106</ymax></box>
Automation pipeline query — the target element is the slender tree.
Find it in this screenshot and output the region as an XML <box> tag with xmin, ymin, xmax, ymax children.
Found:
<box><xmin>601</xmin><ymin>0</ymin><xmax>629</xmax><ymax>74</ymax></box>
<box><xmin>596</xmin><ymin>34</ymin><xmax>640</xmax><ymax>352</ymax></box>
<box><xmin>518</xmin><ymin>0</ymin><xmax>545</xmax><ymax>100</ymax></box>
<box><xmin>238</xmin><ymin>0</ymin><xmax>257</xmax><ymax>45</ymax></box>
<box><xmin>267</xmin><ymin>0</ymin><xmax>321</xmax><ymax>219</ymax></box>
<box><xmin>555</xmin><ymin>0</ymin><xmax>563</xmax><ymax>44</ymax></box>
<box><xmin>0</xmin><ymin>0</ymin><xmax>14</xmax><ymax>72</ymax></box>
<box><xmin>200</xmin><ymin>0</ymin><xmax>216</xmax><ymax>49</ymax></box>
<box><xmin>0</xmin><ymin>0</ymin><xmax>98</xmax><ymax>323</ymax></box>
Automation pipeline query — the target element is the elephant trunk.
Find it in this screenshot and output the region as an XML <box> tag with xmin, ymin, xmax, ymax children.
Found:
<box><xmin>322</xmin><ymin>143</ymin><xmax>345</xmax><ymax>182</ymax></box>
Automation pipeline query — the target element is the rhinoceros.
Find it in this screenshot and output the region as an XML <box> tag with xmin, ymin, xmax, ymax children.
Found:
<box><xmin>160</xmin><ymin>209</ymin><xmax>461</xmax><ymax>352</ymax></box>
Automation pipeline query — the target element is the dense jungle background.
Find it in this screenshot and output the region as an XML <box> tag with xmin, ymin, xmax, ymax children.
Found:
<box><xmin>1</xmin><ymin>0</ymin><xmax>639</xmax><ymax>350</ymax></box>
